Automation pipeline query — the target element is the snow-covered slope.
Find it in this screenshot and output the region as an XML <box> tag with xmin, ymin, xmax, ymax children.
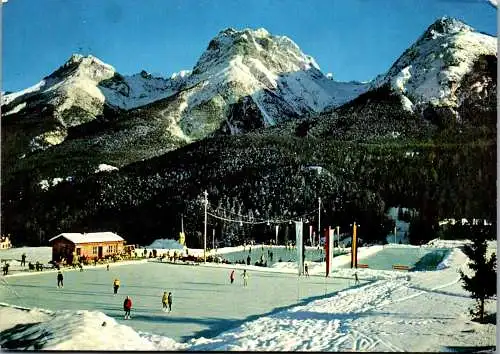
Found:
<box><xmin>2</xmin><ymin>28</ymin><xmax>367</xmax><ymax>165</ymax></box>
<box><xmin>1</xmin><ymin>54</ymin><xmax>187</xmax><ymax>116</ymax></box>
<box><xmin>98</xmin><ymin>69</ymin><xmax>189</xmax><ymax>110</ymax></box>
<box><xmin>168</xmin><ymin>27</ymin><xmax>368</xmax><ymax>135</ymax></box>
<box><xmin>372</xmin><ymin>17</ymin><xmax>497</xmax><ymax>113</ymax></box>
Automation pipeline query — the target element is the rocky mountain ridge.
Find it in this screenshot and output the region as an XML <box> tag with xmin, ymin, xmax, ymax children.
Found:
<box><xmin>1</xmin><ymin>27</ymin><xmax>368</xmax><ymax>180</ymax></box>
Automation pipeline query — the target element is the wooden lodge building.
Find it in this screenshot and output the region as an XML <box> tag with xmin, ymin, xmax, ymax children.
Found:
<box><xmin>48</xmin><ymin>232</ymin><xmax>125</xmax><ymax>264</ymax></box>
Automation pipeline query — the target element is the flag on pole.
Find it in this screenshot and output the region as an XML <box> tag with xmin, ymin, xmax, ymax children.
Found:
<box><xmin>295</xmin><ymin>221</ymin><xmax>304</xmax><ymax>275</ymax></box>
<box><xmin>328</xmin><ymin>227</ymin><xmax>333</xmax><ymax>275</ymax></box>
<box><xmin>324</xmin><ymin>228</ymin><xmax>330</xmax><ymax>276</ymax></box>
<box><xmin>351</xmin><ymin>223</ymin><xmax>358</xmax><ymax>268</ymax></box>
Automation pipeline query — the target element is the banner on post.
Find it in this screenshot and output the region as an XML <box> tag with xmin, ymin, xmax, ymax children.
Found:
<box><xmin>351</xmin><ymin>223</ymin><xmax>358</xmax><ymax>268</ymax></box>
<box><xmin>275</xmin><ymin>225</ymin><xmax>279</xmax><ymax>245</ymax></box>
<box><xmin>328</xmin><ymin>227</ymin><xmax>334</xmax><ymax>270</ymax></box>
<box><xmin>295</xmin><ymin>221</ymin><xmax>304</xmax><ymax>275</ymax></box>
<box><xmin>324</xmin><ymin>228</ymin><xmax>330</xmax><ymax>276</ymax></box>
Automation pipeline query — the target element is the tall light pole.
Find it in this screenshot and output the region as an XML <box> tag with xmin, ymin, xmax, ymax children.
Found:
<box><xmin>203</xmin><ymin>190</ymin><xmax>208</xmax><ymax>263</ymax></box>
<box><xmin>318</xmin><ymin>197</ymin><xmax>321</xmax><ymax>246</ymax></box>
<box><xmin>394</xmin><ymin>225</ymin><xmax>397</xmax><ymax>244</ymax></box>
<box><xmin>212</xmin><ymin>228</ymin><xmax>215</xmax><ymax>251</ymax></box>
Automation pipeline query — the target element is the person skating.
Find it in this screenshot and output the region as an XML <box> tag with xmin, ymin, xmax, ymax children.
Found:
<box><xmin>21</xmin><ymin>253</ymin><xmax>26</xmax><ymax>267</ymax></box>
<box><xmin>2</xmin><ymin>263</ymin><xmax>9</xmax><ymax>276</ymax></box>
<box><xmin>167</xmin><ymin>292</ymin><xmax>173</xmax><ymax>312</ymax></box>
<box><xmin>246</xmin><ymin>255</ymin><xmax>251</xmax><ymax>265</ymax></box>
<box><xmin>242</xmin><ymin>270</ymin><xmax>249</xmax><ymax>287</ymax></box>
<box><xmin>57</xmin><ymin>270</ymin><xmax>64</xmax><ymax>288</ymax></box>
<box><xmin>354</xmin><ymin>272</ymin><xmax>360</xmax><ymax>285</ymax></box>
<box><xmin>106</xmin><ymin>263</ymin><xmax>110</xmax><ymax>271</ymax></box>
<box><xmin>162</xmin><ymin>291</ymin><xmax>168</xmax><ymax>311</ymax></box>
<box><xmin>230</xmin><ymin>270</ymin><xmax>235</xmax><ymax>284</ymax></box>
<box><xmin>123</xmin><ymin>296</ymin><xmax>132</xmax><ymax>319</ymax></box>
<box><xmin>304</xmin><ymin>263</ymin><xmax>309</xmax><ymax>277</ymax></box>
<box><xmin>113</xmin><ymin>278</ymin><xmax>120</xmax><ymax>295</ymax></box>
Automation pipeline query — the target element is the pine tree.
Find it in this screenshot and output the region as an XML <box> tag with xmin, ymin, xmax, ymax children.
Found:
<box><xmin>459</xmin><ymin>235</ymin><xmax>496</xmax><ymax>323</ymax></box>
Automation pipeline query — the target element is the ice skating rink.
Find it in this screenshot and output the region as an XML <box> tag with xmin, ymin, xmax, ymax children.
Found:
<box><xmin>0</xmin><ymin>262</ymin><xmax>356</xmax><ymax>342</ymax></box>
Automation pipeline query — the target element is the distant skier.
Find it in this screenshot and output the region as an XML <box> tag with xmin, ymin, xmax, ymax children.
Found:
<box><xmin>354</xmin><ymin>272</ymin><xmax>360</xmax><ymax>285</ymax></box>
<box><xmin>57</xmin><ymin>270</ymin><xmax>64</xmax><ymax>288</ymax></box>
<box><xmin>113</xmin><ymin>278</ymin><xmax>120</xmax><ymax>295</ymax></box>
<box><xmin>242</xmin><ymin>270</ymin><xmax>249</xmax><ymax>287</ymax></box>
<box><xmin>162</xmin><ymin>291</ymin><xmax>168</xmax><ymax>311</ymax></box>
<box><xmin>230</xmin><ymin>270</ymin><xmax>235</xmax><ymax>284</ymax></box>
<box><xmin>167</xmin><ymin>292</ymin><xmax>173</xmax><ymax>312</ymax></box>
<box><xmin>123</xmin><ymin>296</ymin><xmax>132</xmax><ymax>319</ymax></box>
<box><xmin>304</xmin><ymin>264</ymin><xmax>310</xmax><ymax>277</ymax></box>
<box><xmin>21</xmin><ymin>253</ymin><xmax>26</xmax><ymax>267</ymax></box>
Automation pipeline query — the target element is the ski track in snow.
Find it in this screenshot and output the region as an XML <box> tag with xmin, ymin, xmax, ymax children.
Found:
<box><xmin>253</xmin><ymin>265</ymin><xmax>464</xmax><ymax>352</ymax></box>
<box><xmin>191</xmin><ymin>279</ymin><xmax>410</xmax><ymax>351</ymax></box>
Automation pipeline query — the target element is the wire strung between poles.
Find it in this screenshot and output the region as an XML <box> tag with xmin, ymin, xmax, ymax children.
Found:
<box><xmin>206</xmin><ymin>209</ymin><xmax>318</xmax><ymax>225</ymax></box>
<box><xmin>206</xmin><ymin>200</ymin><xmax>318</xmax><ymax>224</ymax></box>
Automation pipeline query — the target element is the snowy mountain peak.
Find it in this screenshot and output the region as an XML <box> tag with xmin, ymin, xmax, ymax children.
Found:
<box><xmin>169</xmin><ymin>27</ymin><xmax>368</xmax><ymax>137</ymax></box>
<box><xmin>193</xmin><ymin>27</ymin><xmax>320</xmax><ymax>76</ymax></box>
<box><xmin>373</xmin><ymin>17</ymin><xmax>497</xmax><ymax>111</ymax></box>
<box><xmin>422</xmin><ymin>17</ymin><xmax>473</xmax><ymax>40</ymax></box>
<box><xmin>251</xmin><ymin>27</ymin><xmax>270</xmax><ymax>37</ymax></box>
<box><xmin>47</xmin><ymin>54</ymin><xmax>116</xmax><ymax>83</ymax></box>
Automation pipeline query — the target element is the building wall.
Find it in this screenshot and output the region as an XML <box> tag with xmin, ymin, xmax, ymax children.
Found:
<box><xmin>52</xmin><ymin>238</ymin><xmax>76</xmax><ymax>263</ymax></box>
<box><xmin>51</xmin><ymin>238</ymin><xmax>125</xmax><ymax>263</ymax></box>
<box><xmin>75</xmin><ymin>241</ymin><xmax>125</xmax><ymax>260</ymax></box>
<box><xmin>0</xmin><ymin>236</ymin><xmax>12</xmax><ymax>249</ymax></box>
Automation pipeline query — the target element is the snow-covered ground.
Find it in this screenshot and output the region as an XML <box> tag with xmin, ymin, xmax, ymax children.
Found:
<box><xmin>0</xmin><ymin>240</ymin><xmax>496</xmax><ymax>351</ymax></box>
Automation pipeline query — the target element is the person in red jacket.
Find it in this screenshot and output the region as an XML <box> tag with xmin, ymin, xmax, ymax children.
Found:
<box><xmin>123</xmin><ymin>296</ymin><xmax>132</xmax><ymax>319</ymax></box>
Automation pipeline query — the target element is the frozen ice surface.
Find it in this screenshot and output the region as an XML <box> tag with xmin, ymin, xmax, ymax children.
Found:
<box><xmin>0</xmin><ymin>261</ymin><xmax>353</xmax><ymax>342</ymax></box>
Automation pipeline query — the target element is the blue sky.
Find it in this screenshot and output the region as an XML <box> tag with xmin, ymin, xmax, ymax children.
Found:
<box><xmin>2</xmin><ymin>0</ymin><xmax>497</xmax><ymax>92</ymax></box>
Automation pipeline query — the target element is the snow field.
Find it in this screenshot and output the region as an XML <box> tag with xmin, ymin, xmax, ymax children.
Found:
<box><xmin>0</xmin><ymin>241</ymin><xmax>496</xmax><ymax>351</ymax></box>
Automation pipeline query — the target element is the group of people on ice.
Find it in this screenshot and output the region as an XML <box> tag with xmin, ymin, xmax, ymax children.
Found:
<box><xmin>111</xmin><ymin>277</ymin><xmax>173</xmax><ymax>318</ymax></box>
<box><xmin>121</xmin><ymin>293</ymin><xmax>173</xmax><ymax>319</ymax></box>
<box><xmin>229</xmin><ymin>269</ymin><xmax>250</xmax><ymax>286</ymax></box>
